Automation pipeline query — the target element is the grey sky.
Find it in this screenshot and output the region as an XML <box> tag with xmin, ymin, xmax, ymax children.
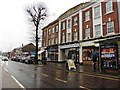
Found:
<box><xmin>0</xmin><ymin>0</ymin><xmax>89</xmax><ymax>52</ymax></box>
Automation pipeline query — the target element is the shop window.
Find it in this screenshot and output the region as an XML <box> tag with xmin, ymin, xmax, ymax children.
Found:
<box><xmin>83</xmin><ymin>48</ymin><xmax>94</xmax><ymax>61</ymax></box>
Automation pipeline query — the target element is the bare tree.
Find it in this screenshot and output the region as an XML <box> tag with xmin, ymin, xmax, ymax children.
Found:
<box><xmin>26</xmin><ymin>3</ymin><xmax>47</xmax><ymax>64</ymax></box>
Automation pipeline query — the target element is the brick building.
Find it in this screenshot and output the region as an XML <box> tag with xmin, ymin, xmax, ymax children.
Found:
<box><xmin>42</xmin><ymin>0</ymin><xmax>120</xmax><ymax>67</ymax></box>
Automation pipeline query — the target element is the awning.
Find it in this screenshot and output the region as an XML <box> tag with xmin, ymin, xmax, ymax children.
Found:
<box><xmin>38</xmin><ymin>50</ymin><xmax>45</xmax><ymax>54</ymax></box>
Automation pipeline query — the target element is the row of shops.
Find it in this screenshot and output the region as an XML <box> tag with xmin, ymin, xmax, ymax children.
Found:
<box><xmin>41</xmin><ymin>35</ymin><xmax>120</xmax><ymax>74</ymax></box>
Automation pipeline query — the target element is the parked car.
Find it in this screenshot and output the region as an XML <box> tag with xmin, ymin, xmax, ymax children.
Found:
<box><xmin>2</xmin><ymin>56</ymin><xmax>8</xmax><ymax>61</ymax></box>
<box><xmin>25</xmin><ymin>55</ymin><xmax>35</xmax><ymax>64</ymax></box>
<box><xmin>11</xmin><ymin>56</ymin><xmax>16</xmax><ymax>61</ymax></box>
<box><xmin>15</xmin><ymin>56</ymin><xmax>22</xmax><ymax>62</ymax></box>
<box><xmin>20</xmin><ymin>57</ymin><xmax>26</xmax><ymax>63</ymax></box>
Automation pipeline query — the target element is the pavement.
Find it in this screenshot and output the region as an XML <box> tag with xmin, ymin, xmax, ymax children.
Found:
<box><xmin>38</xmin><ymin>62</ymin><xmax>120</xmax><ymax>79</ymax></box>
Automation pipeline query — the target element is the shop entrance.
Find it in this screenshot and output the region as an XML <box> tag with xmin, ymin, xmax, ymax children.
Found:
<box><xmin>65</xmin><ymin>48</ymin><xmax>79</xmax><ymax>63</ymax></box>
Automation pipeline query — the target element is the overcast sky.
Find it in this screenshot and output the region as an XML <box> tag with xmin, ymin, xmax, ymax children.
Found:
<box><xmin>0</xmin><ymin>0</ymin><xmax>89</xmax><ymax>52</ymax></box>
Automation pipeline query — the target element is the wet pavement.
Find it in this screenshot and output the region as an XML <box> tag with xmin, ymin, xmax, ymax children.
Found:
<box><xmin>45</xmin><ymin>62</ymin><xmax>120</xmax><ymax>78</ymax></box>
<box><xmin>1</xmin><ymin>60</ymin><xmax>120</xmax><ymax>89</ymax></box>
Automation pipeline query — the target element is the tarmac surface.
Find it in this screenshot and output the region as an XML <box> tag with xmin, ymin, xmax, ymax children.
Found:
<box><xmin>42</xmin><ymin>62</ymin><xmax>120</xmax><ymax>79</ymax></box>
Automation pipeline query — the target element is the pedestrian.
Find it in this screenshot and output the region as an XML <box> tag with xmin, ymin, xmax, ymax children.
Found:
<box><xmin>91</xmin><ymin>48</ymin><xmax>99</xmax><ymax>71</ymax></box>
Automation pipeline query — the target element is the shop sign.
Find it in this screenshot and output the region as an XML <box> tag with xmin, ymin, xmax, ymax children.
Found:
<box><xmin>100</xmin><ymin>44</ymin><xmax>118</xmax><ymax>69</ymax></box>
<box><xmin>59</xmin><ymin>43</ymin><xmax>79</xmax><ymax>49</ymax></box>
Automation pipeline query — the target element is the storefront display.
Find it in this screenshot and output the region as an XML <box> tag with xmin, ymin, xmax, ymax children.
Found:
<box><xmin>100</xmin><ymin>44</ymin><xmax>118</xmax><ymax>69</ymax></box>
<box><xmin>82</xmin><ymin>47</ymin><xmax>94</xmax><ymax>61</ymax></box>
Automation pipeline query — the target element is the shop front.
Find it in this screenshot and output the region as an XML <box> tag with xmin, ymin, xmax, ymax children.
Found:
<box><xmin>47</xmin><ymin>45</ymin><xmax>58</xmax><ymax>61</ymax></box>
<box><xmin>82</xmin><ymin>40</ymin><xmax>99</xmax><ymax>64</ymax></box>
<box><xmin>99</xmin><ymin>37</ymin><xmax>120</xmax><ymax>75</ymax></box>
<box><xmin>58</xmin><ymin>43</ymin><xmax>79</xmax><ymax>63</ymax></box>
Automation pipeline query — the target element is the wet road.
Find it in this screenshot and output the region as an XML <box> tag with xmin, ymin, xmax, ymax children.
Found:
<box><xmin>1</xmin><ymin>60</ymin><xmax>120</xmax><ymax>89</ymax></box>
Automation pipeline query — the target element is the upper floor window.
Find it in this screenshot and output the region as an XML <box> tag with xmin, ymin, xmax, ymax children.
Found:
<box><xmin>68</xmin><ymin>19</ymin><xmax>71</xmax><ymax>29</ymax></box>
<box><xmin>61</xmin><ymin>22</ymin><xmax>65</xmax><ymax>30</ymax></box>
<box><xmin>48</xmin><ymin>29</ymin><xmax>51</xmax><ymax>35</ymax></box>
<box><xmin>85</xmin><ymin>11</ymin><xmax>90</xmax><ymax>21</ymax></box>
<box><xmin>56</xmin><ymin>25</ymin><xmax>58</xmax><ymax>32</ymax></box>
<box><xmin>94</xmin><ymin>5</ymin><xmax>100</xmax><ymax>18</ymax></box>
<box><xmin>62</xmin><ymin>33</ymin><xmax>65</xmax><ymax>43</ymax></box>
<box><xmin>85</xmin><ymin>28</ymin><xmax>90</xmax><ymax>39</ymax></box>
<box><xmin>95</xmin><ymin>24</ymin><xmax>101</xmax><ymax>38</ymax></box>
<box><xmin>73</xmin><ymin>16</ymin><xmax>78</xmax><ymax>26</ymax></box>
<box><xmin>74</xmin><ymin>31</ymin><xmax>78</xmax><ymax>41</ymax></box>
<box><xmin>52</xmin><ymin>38</ymin><xmax>54</xmax><ymax>45</ymax></box>
<box><xmin>48</xmin><ymin>39</ymin><xmax>50</xmax><ymax>45</ymax></box>
<box><xmin>106</xmin><ymin>0</ymin><xmax>113</xmax><ymax>14</ymax></box>
<box><xmin>107</xmin><ymin>21</ymin><xmax>114</xmax><ymax>34</ymax></box>
<box><xmin>67</xmin><ymin>33</ymin><xmax>71</xmax><ymax>42</ymax></box>
<box><xmin>52</xmin><ymin>27</ymin><xmax>54</xmax><ymax>33</ymax></box>
<box><xmin>55</xmin><ymin>37</ymin><xmax>58</xmax><ymax>44</ymax></box>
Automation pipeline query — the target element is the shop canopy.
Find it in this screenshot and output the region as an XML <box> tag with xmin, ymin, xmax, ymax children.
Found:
<box><xmin>38</xmin><ymin>50</ymin><xmax>45</xmax><ymax>54</ymax></box>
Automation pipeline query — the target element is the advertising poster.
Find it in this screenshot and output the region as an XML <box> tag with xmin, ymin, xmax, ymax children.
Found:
<box><xmin>100</xmin><ymin>44</ymin><xmax>118</xmax><ymax>69</ymax></box>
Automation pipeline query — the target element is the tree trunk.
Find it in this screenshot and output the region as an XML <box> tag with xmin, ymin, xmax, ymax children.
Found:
<box><xmin>35</xmin><ymin>26</ymin><xmax>38</xmax><ymax>64</ymax></box>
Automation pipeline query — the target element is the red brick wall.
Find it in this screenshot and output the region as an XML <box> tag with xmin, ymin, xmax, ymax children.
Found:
<box><xmin>72</xmin><ymin>14</ymin><xmax>79</xmax><ymax>41</ymax></box>
<box><xmin>82</xmin><ymin>7</ymin><xmax>93</xmax><ymax>39</ymax></box>
<box><xmin>101</xmin><ymin>1</ymin><xmax>119</xmax><ymax>36</ymax></box>
<box><xmin>60</xmin><ymin>20</ymin><xmax>66</xmax><ymax>43</ymax></box>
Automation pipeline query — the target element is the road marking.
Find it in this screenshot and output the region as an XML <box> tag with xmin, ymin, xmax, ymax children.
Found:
<box><xmin>11</xmin><ymin>75</ymin><xmax>25</xmax><ymax>89</ymax></box>
<box><xmin>55</xmin><ymin>78</ymin><xmax>67</xmax><ymax>83</ymax></box>
<box><xmin>81</xmin><ymin>73</ymin><xmax>119</xmax><ymax>81</ymax></box>
<box><xmin>4</xmin><ymin>67</ymin><xmax>8</xmax><ymax>72</ymax></box>
<box><xmin>79</xmin><ymin>86</ymin><xmax>91</xmax><ymax>90</ymax></box>
<box><xmin>1</xmin><ymin>64</ymin><xmax>3</xmax><ymax>66</ymax></box>
<box><xmin>41</xmin><ymin>73</ymin><xmax>48</xmax><ymax>77</ymax></box>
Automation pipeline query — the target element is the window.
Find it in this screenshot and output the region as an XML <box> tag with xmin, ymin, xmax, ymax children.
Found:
<box><xmin>49</xmin><ymin>29</ymin><xmax>51</xmax><ymax>35</ymax></box>
<box><xmin>95</xmin><ymin>24</ymin><xmax>101</xmax><ymax>38</ymax></box>
<box><xmin>106</xmin><ymin>0</ymin><xmax>113</xmax><ymax>14</ymax></box>
<box><xmin>62</xmin><ymin>33</ymin><xmax>65</xmax><ymax>43</ymax></box>
<box><xmin>85</xmin><ymin>28</ymin><xmax>90</xmax><ymax>39</ymax></box>
<box><xmin>55</xmin><ymin>37</ymin><xmax>58</xmax><ymax>44</ymax></box>
<box><xmin>48</xmin><ymin>39</ymin><xmax>50</xmax><ymax>45</ymax></box>
<box><xmin>68</xmin><ymin>19</ymin><xmax>71</xmax><ymax>28</ymax></box>
<box><xmin>56</xmin><ymin>25</ymin><xmax>58</xmax><ymax>32</ymax></box>
<box><xmin>61</xmin><ymin>22</ymin><xmax>65</xmax><ymax>30</ymax></box>
<box><xmin>52</xmin><ymin>27</ymin><xmax>54</xmax><ymax>33</ymax></box>
<box><xmin>74</xmin><ymin>32</ymin><xmax>78</xmax><ymax>41</ymax></box>
<box><xmin>107</xmin><ymin>21</ymin><xmax>114</xmax><ymax>33</ymax></box>
<box><xmin>52</xmin><ymin>38</ymin><xmax>54</xmax><ymax>45</ymax></box>
<box><xmin>85</xmin><ymin>11</ymin><xmax>90</xmax><ymax>21</ymax></box>
<box><xmin>94</xmin><ymin>5</ymin><xmax>100</xmax><ymax>18</ymax></box>
<box><xmin>67</xmin><ymin>33</ymin><xmax>71</xmax><ymax>42</ymax></box>
<box><xmin>73</xmin><ymin>16</ymin><xmax>78</xmax><ymax>26</ymax></box>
